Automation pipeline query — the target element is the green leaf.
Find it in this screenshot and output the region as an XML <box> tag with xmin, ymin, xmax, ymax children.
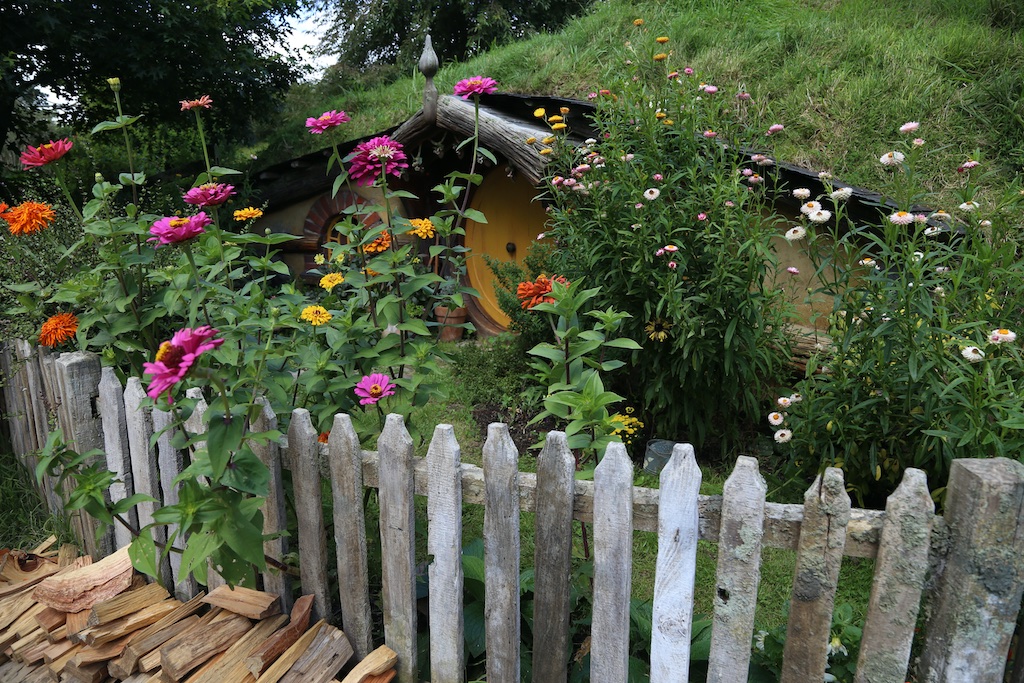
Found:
<box><xmin>462</xmin><ymin>208</ymin><xmax>488</xmax><ymax>224</ymax></box>
<box><xmin>602</xmin><ymin>338</ymin><xmax>642</xmax><ymax>350</ymax></box>
<box><xmin>118</xmin><ymin>172</ymin><xmax>147</xmax><ymax>186</ymax></box>
<box><xmin>180</xmin><ymin>530</ymin><xmax>221</xmax><ymax>582</ymax></box>
<box><xmin>128</xmin><ymin>530</ymin><xmax>160</xmax><ymax>579</ymax></box>
<box><xmin>205</xmin><ymin>410</ymin><xmax>246</xmax><ymax>481</ymax></box>
<box><xmin>208</xmin><ymin>166</ymin><xmax>242</xmax><ymax>176</ymax></box>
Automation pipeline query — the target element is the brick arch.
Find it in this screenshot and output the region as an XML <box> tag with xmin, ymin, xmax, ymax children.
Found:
<box><xmin>299</xmin><ymin>189</ymin><xmax>385</xmax><ymax>272</ymax></box>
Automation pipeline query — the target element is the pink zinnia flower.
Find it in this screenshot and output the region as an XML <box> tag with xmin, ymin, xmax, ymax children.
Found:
<box><xmin>306</xmin><ymin>110</ymin><xmax>350</xmax><ymax>134</ymax></box>
<box><xmin>143</xmin><ymin>326</ymin><xmax>224</xmax><ymax>402</ymax></box>
<box><xmin>347</xmin><ymin>135</ymin><xmax>409</xmax><ymax>187</ymax></box>
<box><xmin>354</xmin><ymin>373</ymin><xmax>397</xmax><ymax>405</ymax></box>
<box><xmin>453</xmin><ymin>76</ymin><xmax>498</xmax><ymax>99</ymax></box>
<box><xmin>766</xmin><ymin>123</ymin><xmax>785</xmax><ymax>135</ymax></box>
<box><xmin>148</xmin><ymin>213</ymin><xmax>212</xmax><ymax>245</ymax></box>
<box><xmin>20</xmin><ymin>138</ymin><xmax>74</xmax><ymax>169</ymax></box>
<box><xmin>180</xmin><ymin>95</ymin><xmax>213</xmax><ymax>111</ymax></box>
<box><xmin>183</xmin><ymin>183</ymin><xmax>235</xmax><ymax>207</ymax></box>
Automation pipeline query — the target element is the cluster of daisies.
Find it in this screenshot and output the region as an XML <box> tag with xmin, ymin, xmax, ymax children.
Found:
<box><xmin>960</xmin><ymin>328</ymin><xmax>1017</xmax><ymax>364</ymax></box>
<box><xmin>768</xmin><ymin>393</ymin><xmax>803</xmax><ymax>444</ymax></box>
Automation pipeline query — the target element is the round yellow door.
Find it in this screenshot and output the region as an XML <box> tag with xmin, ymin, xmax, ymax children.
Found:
<box><xmin>464</xmin><ymin>168</ymin><xmax>548</xmax><ymax>333</ymax></box>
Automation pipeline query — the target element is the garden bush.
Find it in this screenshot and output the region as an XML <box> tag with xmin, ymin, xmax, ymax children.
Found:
<box><xmin>536</xmin><ymin>27</ymin><xmax>793</xmax><ymax>454</ymax></box>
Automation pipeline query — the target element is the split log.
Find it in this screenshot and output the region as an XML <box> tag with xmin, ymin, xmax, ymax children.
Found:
<box><xmin>338</xmin><ymin>645</ymin><xmax>398</xmax><ymax>683</ymax></box>
<box><xmin>201</xmin><ymin>585</ymin><xmax>280</xmax><ymax>620</ymax></box>
<box><xmin>86</xmin><ymin>583</ymin><xmax>169</xmax><ymax>627</ymax></box>
<box><xmin>33</xmin><ymin>547</ymin><xmax>133</xmax><ymax>613</ymax></box>
<box><xmin>244</xmin><ymin>594</ymin><xmax>314</xmax><ymax>678</ymax></box>
<box><xmin>115</xmin><ymin>616</ymin><xmax>200</xmax><ymax>677</ymax></box>
<box><xmin>253</xmin><ymin>618</ymin><xmax>325</xmax><ymax>683</ymax></box>
<box><xmin>81</xmin><ymin>598</ymin><xmax>181</xmax><ymax>647</ymax></box>
<box><xmin>158</xmin><ymin>613</ymin><xmax>251</xmax><ymax>681</ymax></box>
<box><xmin>186</xmin><ymin>614</ymin><xmax>287</xmax><ymax>683</ymax></box>
<box><xmin>278</xmin><ymin>623</ymin><xmax>353</xmax><ymax>683</ymax></box>
<box><xmin>108</xmin><ymin>593</ymin><xmax>205</xmax><ymax>677</ymax></box>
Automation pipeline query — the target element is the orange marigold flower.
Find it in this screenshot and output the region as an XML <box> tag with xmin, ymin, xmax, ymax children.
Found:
<box><xmin>363</xmin><ymin>230</ymin><xmax>392</xmax><ymax>254</ymax></box>
<box><xmin>318</xmin><ymin>431</ymin><xmax>331</xmax><ymax>444</ymax></box>
<box><xmin>39</xmin><ymin>312</ymin><xmax>78</xmax><ymax>347</ymax></box>
<box><xmin>516</xmin><ymin>274</ymin><xmax>569</xmax><ymax>309</ymax></box>
<box><xmin>3</xmin><ymin>201</ymin><xmax>56</xmax><ymax>236</ymax></box>
<box><xmin>0</xmin><ymin>202</ymin><xmax>8</xmax><ymax>214</ymax></box>
<box><xmin>406</xmin><ymin>218</ymin><xmax>436</xmax><ymax>239</ymax></box>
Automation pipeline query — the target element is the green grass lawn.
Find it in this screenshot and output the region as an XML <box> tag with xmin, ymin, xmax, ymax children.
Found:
<box><xmin>258</xmin><ymin>0</ymin><xmax>1024</xmax><ymax>210</ymax></box>
<box><xmin>0</xmin><ymin>446</ymin><xmax>74</xmax><ymax>550</ymax></box>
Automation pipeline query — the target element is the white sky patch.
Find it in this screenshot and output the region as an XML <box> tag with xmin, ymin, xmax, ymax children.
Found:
<box><xmin>283</xmin><ymin>13</ymin><xmax>335</xmax><ymax>81</ymax></box>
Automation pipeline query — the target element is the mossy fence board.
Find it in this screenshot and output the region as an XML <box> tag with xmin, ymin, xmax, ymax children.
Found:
<box><xmin>4</xmin><ymin>342</ymin><xmax>1024</xmax><ymax>682</ymax></box>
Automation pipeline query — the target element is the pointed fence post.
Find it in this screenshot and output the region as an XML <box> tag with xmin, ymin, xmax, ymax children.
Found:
<box><xmin>288</xmin><ymin>408</ymin><xmax>331</xmax><ymax>622</ymax></box>
<box><xmin>919</xmin><ymin>458</ymin><xmax>1024</xmax><ymax>682</ymax></box>
<box><xmin>97</xmin><ymin>368</ymin><xmax>136</xmax><ymax>551</ymax></box>
<box><xmin>780</xmin><ymin>468</ymin><xmax>850</xmax><ymax>683</ymax></box>
<box><xmin>329</xmin><ymin>413</ymin><xmax>373</xmax><ymax>660</ymax></box>
<box><xmin>14</xmin><ymin>339</ymin><xmax>47</xmax><ymax>455</ymax></box>
<box><xmin>378</xmin><ymin>414</ymin><xmax>417</xmax><ymax>683</ymax></box>
<box><xmin>484</xmin><ymin>423</ymin><xmax>521</xmax><ymax>683</ymax></box>
<box><xmin>854</xmin><ymin>467</ymin><xmax>933</xmax><ymax>683</ymax></box>
<box><xmin>427</xmin><ymin>424</ymin><xmax>464</xmax><ymax>683</ymax></box>
<box><xmin>531</xmin><ymin>431</ymin><xmax>574</xmax><ymax>683</ymax></box>
<box><xmin>651</xmin><ymin>443</ymin><xmax>702</xmax><ymax>682</ymax></box>
<box><xmin>183</xmin><ymin>388</ymin><xmax>225</xmax><ymax>591</ymax></box>
<box><xmin>591</xmin><ymin>442</ymin><xmax>634</xmax><ymax>682</ymax></box>
<box><xmin>152</xmin><ymin>406</ymin><xmax>194</xmax><ymax>598</ymax></box>
<box><xmin>708</xmin><ymin>455</ymin><xmax>765</xmax><ymax>682</ymax></box>
<box><xmin>252</xmin><ymin>398</ymin><xmax>291</xmax><ymax>612</ymax></box>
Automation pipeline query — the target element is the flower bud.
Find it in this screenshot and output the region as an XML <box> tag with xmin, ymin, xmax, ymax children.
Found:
<box><xmin>107</xmin><ymin>77</ymin><xmax>121</xmax><ymax>92</ymax></box>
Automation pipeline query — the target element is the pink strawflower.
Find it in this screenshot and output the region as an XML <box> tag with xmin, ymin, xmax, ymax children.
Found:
<box><xmin>347</xmin><ymin>135</ymin><xmax>409</xmax><ymax>187</ymax></box>
<box><xmin>655</xmin><ymin>248</ymin><xmax>665</xmax><ymax>257</ymax></box>
<box><xmin>766</xmin><ymin>123</ymin><xmax>785</xmax><ymax>135</ymax></box>
<box><xmin>652</xmin><ymin>173</ymin><xmax>663</xmax><ymax>181</ymax></box>
<box><xmin>899</xmin><ymin>121</ymin><xmax>920</xmax><ymax>134</ymax></box>
<box><xmin>737</xmin><ymin>91</ymin><xmax>751</xmax><ymax>100</ymax></box>
<box><xmin>453</xmin><ymin>76</ymin><xmax>498</xmax><ymax>99</ymax></box>
<box><xmin>587</xmin><ymin>92</ymin><xmax>598</xmax><ymax>100</ymax></box>
<box><xmin>667</xmin><ymin>261</ymin><xmax>677</xmax><ymax>269</ymax></box>
<box><xmin>913</xmin><ymin>138</ymin><xmax>925</xmax><ymax>147</ymax></box>
<box><xmin>143</xmin><ymin>326</ymin><xmax>224</xmax><ymax>402</ymax></box>
<box><xmin>667</xmin><ymin>71</ymin><xmax>679</xmax><ymax>80</ymax></box>
<box><xmin>148</xmin><ymin>213</ymin><xmax>212</xmax><ymax>245</ymax></box>
<box><xmin>703</xmin><ymin>130</ymin><xmax>717</xmax><ymax>138</ymax></box>
<box><xmin>306</xmin><ymin>110</ymin><xmax>350</xmax><ymax>134</ymax></box>
<box><xmin>697</xmin><ymin>213</ymin><xmax>707</xmax><ymax>221</ymax></box>
<box><xmin>701</xmin><ymin>84</ymin><xmax>718</xmax><ymax>94</ymax></box>
<box><xmin>20</xmin><ymin>138</ymin><xmax>74</xmax><ymax>168</ymax></box>
<box><xmin>957</xmin><ymin>159</ymin><xmax>980</xmax><ymax>173</ymax></box>
<box><xmin>683</xmin><ymin>67</ymin><xmax>694</xmax><ymax>75</ymax></box>
<box><xmin>725</xmin><ymin>200</ymin><xmax>735</xmax><ymax>207</ymax></box>
<box><xmin>182</xmin><ymin>183</ymin><xmax>236</xmax><ymax>207</ymax></box>
<box><xmin>354</xmin><ymin>373</ymin><xmax>397</xmax><ymax>405</ymax></box>
<box><xmin>889</xmin><ymin>211</ymin><xmax>914</xmax><ymax>225</ymax></box>
<box><xmin>787</xmin><ymin>266</ymin><xmax>800</xmax><ymax>275</ymax></box>
<box><xmin>179</xmin><ymin>95</ymin><xmax>213</xmax><ymax>111</ymax></box>
<box><xmin>663</xmin><ymin>244</ymin><xmax>679</xmax><ymax>253</ymax></box>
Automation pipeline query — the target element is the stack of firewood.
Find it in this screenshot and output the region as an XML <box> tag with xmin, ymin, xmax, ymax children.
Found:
<box><xmin>0</xmin><ymin>539</ymin><xmax>397</xmax><ymax>683</ymax></box>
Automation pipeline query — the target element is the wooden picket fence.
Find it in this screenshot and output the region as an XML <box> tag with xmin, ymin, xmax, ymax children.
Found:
<box><xmin>4</xmin><ymin>341</ymin><xmax>1024</xmax><ymax>683</ymax></box>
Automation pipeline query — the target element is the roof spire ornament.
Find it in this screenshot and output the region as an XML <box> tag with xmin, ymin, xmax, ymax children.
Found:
<box><xmin>419</xmin><ymin>35</ymin><xmax>439</xmax><ymax>123</ymax></box>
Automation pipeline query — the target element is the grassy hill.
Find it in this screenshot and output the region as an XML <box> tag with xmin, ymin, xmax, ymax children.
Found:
<box><xmin>256</xmin><ymin>0</ymin><xmax>1024</xmax><ymax>206</ymax></box>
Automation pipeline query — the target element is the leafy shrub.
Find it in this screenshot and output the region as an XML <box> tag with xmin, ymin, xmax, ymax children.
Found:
<box><xmin>537</xmin><ymin>31</ymin><xmax>793</xmax><ymax>453</ymax></box>
<box><xmin>772</xmin><ymin>138</ymin><xmax>1024</xmax><ymax>506</ymax></box>
<box><xmin>449</xmin><ymin>334</ymin><xmax>535</xmax><ymax>410</ymax></box>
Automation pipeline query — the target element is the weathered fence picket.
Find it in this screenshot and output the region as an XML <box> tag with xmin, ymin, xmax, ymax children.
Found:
<box><xmin>252</xmin><ymin>397</ymin><xmax>292</xmax><ymax>612</ymax></box>
<box><xmin>591</xmin><ymin>442</ymin><xmax>634</xmax><ymax>682</ymax></box>
<box><xmin>6</xmin><ymin>341</ymin><xmax>1024</xmax><ymax>682</ymax></box>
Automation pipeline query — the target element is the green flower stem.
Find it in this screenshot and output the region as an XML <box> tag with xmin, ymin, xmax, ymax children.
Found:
<box><xmin>379</xmin><ymin>166</ymin><xmax>406</xmax><ymax>357</ymax></box>
<box><xmin>193</xmin><ymin>110</ymin><xmax>212</xmax><ymax>175</ymax></box>
<box><xmin>53</xmin><ymin>167</ymin><xmax>84</xmax><ymax>223</ymax></box>
<box><xmin>182</xmin><ymin>243</ymin><xmax>213</xmax><ymax>328</ymax></box>
<box><xmin>112</xmin><ymin>89</ymin><xmax>139</xmax><ymax>207</ymax></box>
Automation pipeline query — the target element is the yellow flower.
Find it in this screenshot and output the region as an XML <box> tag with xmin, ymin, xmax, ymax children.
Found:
<box><xmin>542</xmin><ymin>136</ymin><xmax>556</xmax><ymax>144</ymax></box>
<box><xmin>656</xmin><ymin>36</ymin><xmax>669</xmax><ymax>43</ymax></box>
<box><xmin>300</xmin><ymin>305</ymin><xmax>332</xmax><ymax>326</ymax></box>
<box><xmin>539</xmin><ymin>148</ymin><xmax>553</xmax><ymax>156</ymax></box>
<box><xmin>653</xmin><ymin>53</ymin><xmax>668</xmax><ymax>62</ymax></box>
<box><xmin>559</xmin><ymin>106</ymin><xmax>570</xmax><ymax>114</ymax></box>
<box><xmin>645</xmin><ymin>318</ymin><xmax>672</xmax><ymax>342</ymax></box>
<box><xmin>319</xmin><ymin>273</ymin><xmax>345</xmax><ymax>291</ymax></box>
<box><xmin>655</xmin><ymin>111</ymin><xmax>666</xmax><ymax>119</ymax></box>
<box><xmin>314</xmin><ymin>253</ymin><xmax>326</xmax><ymax>265</ymax></box>
<box><xmin>663</xmin><ymin>119</ymin><xmax>674</xmax><ymax>126</ymax></box>
<box><xmin>533</xmin><ymin>107</ymin><xmax>546</xmax><ymax>118</ymax></box>
<box><xmin>551</xmin><ymin>123</ymin><xmax>567</xmax><ymax>131</ymax></box>
<box><xmin>406</xmin><ymin>218</ymin><xmax>436</xmax><ymax>239</ymax></box>
<box><xmin>547</xmin><ymin>115</ymin><xmax>564</xmax><ymax>123</ymax></box>
<box><xmin>525</xmin><ymin>136</ymin><xmax>537</xmax><ymax>144</ymax></box>
<box><xmin>233</xmin><ymin>207</ymin><xmax>263</xmax><ymax>221</ymax></box>
<box><xmin>633</xmin><ymin>18</ymin><xmax>644</xmax><ymax>26</ymax></box>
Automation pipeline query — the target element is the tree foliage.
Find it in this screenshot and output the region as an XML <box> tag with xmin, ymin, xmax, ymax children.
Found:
<box><xmin>0</xmin><ymin>0</ymin><xmax>305</xmax><ymax>160</ymax></box>
<box><xmin>312</xmin><ymin>0</ymin><xmax>594</xmax><ymax>70</ymax></box>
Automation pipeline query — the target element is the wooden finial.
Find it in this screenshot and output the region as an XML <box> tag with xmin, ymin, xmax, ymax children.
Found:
<box><xmin>419</xmin><ymin>34</ymin><xmax>439</xmax><ymax>123</ymax></box>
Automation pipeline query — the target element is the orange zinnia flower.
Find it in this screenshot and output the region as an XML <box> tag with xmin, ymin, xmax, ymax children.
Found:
<box><xmin>363</xmin><ymin>230</ymin><xmax>392</xmax><ymax>254</ymax></box>
<box><xmin>516</xmin><ymin>274</ymin><xmax>569</xmax><ymax>309</ymax></box>
<box><xmin>318</xmin><ymin>431</ymin><xmax>331</xmax><ymax>444</ymax></box>
<box><xmin>2</xmin><ymin>201</ymin><xmax>56</xmax><ymax>236</ymax></box>
<box><xmin>39</xmin><ymin>312</ymin><xmax>78</xmax><ymax>347</ymax></box>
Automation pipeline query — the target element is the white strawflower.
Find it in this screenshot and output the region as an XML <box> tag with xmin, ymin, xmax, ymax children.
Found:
<box><xmin>777</xmin><ymin>396</ymin><xmax>792</xmax><ymax>408</ymax></box>
<box><xmin>793</xmin><ymin>188</ymin><xmax>811</xmax><ymax>200</ymax></box>
<box><xmin>889</xmin><ymin>211</ymin><xmax>914</xmax><ymax>225</ymax></box>
<box><xmin>808</xmin><ymin>209</ymin><xmax>832</xmax><ymax>223</ymax></box>
<box><xmin>830</xmin><ymin>187</ymin><xmax>853</xmax><ymax>201</ymax></box>
<box><xmin>961</xmin><ymin>346</ymin><xmax>985</xmax><ymax>363</ymax></box>
<box><xmin>958</xmin><ymin>201</ymin><xmax>979</xmax><ymax>212</ymax></box>
<box><xmin>784</xmin><ymin>226</ymin><xmax>807</xmax><ymax>242</ymax></box>
<box><xmin>789</xmin><ymin>393</ymin><xmax>803</xmax><ymax>403</ymax></box>
<box><xmin>643</xmin><ymin>188</ymin><xmax>661</xmax><ymax>201</ymax></box>
<box><xmin>800</xmin><ymin>200</ymin><xmax>821</xmax><ymax>215</ymax></box>
<box><xmin>768</xmin><ymin>412</ymin><xmax>785</xmax><ymax>426</ymax></box>
<box><xmin>989</xmin><ymin>328</ymin><xmax>1017</xmax><ymax>344</ymax></box>
<box><xmin>924</xmin><ymin>226</ymin><xmax>943</xmax><ymax>237</ymax></box>
<box><xmin>879</xmin><ymin>151</ymin><xmax>905</xmax><ymax>166</ymax></box>
<box><xmin>912</xmin><ymin>251</ymin><xmax>924</xmax><ymax>262</ymax></box>
<box><xmin>774</xmin><ymin>429</ymin><xmax>793</xmax><ymax>444</ymax></box>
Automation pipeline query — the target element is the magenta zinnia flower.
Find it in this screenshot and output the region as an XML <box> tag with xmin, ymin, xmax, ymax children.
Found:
<box><xmin>453</xmin><ymin>76</ymin><xmax>498</xmax><ymax>99</ymax></box>
<box><xmin>20</xmin><ymin>139</ymin><xmax>74</xmax><ymax>168</ymax></box>
<box><xmin>354</xmin><ymin>373</ymin><xmax>397</xmax><ymax>405</ymax></box>
<box><xmin>143</xmin><ymin>326</ymin><xmax>224</xmax><ymax>402</ymax></box>
<box><xmin>347</xmin><ymin>136</ymin><xmax>409</xmax><ymax>187</ymax></box>
<box><xmin>149</xmin><ymin>213</ymin><xmax>212</xmax><ymax>245</ymax></box>
<box><xmin>306</xmin><ymin>109</ymin><xmax>350</xmax><ymax>134</ymax></box>
<box><xmin>183</xmin><ymin>183</ymin><xmax>235</xmax><ymax>207</ymax></box>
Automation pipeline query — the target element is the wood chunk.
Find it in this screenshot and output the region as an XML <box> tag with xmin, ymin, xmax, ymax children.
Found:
<box><xmin>70</xmin><ymin>632</ymin><xmax>133</xmax><ymax>666</ymax></box>
<box><xmin>244</xmin><ymin>594</ymin><xmax>313</xmax><ymax>677</ymax></box>
<box><xmin>56</xmin><ymin>545</ymin><xmax>78</xmax><ymax>568</ymax></box>
<box><xmin>44</xmin><ymin>626</ymin><xmax>66</xmax><ymax>644</ymax></box>
<box><xmin>13</xmin><ymin>603</ymin><xmax>48</xmax><ymax>637</ymax></box>
<box><xmin>66</xmin><ymin>610</ymin><xmax>93</xmax><ymax>641</ymax></box>
<box><xmin>202</xmin><ymin>585</ymin><xmax>280</xmax><ymax>620</ymax></box>
<box><xmin>362</xmin><ymin>670</ymin><xmax>397</xmax><ymax>683</ymax></box>
<box><xmin>337</xmin><ymin>645</ymin><xmax>398</xmax><ymax>683</ymax></box>
<box><xmin>254</xmin><ymin>619</ymin><xmax>324</xmax><ymax>683</ymax></box>
<box><xmin>41</xmin><ymin>639</ymin><xmax>76</xmax><ymax>664</ymax></box>
<box><xmin>63</xmin><ymin>659</ymin><xmax>107</xmax><ymax>683</ymax></box>
<box><xmin>46</xmin><ymin>643</ymin><xmax>83</xmax><ymax>679</ymax></box>
<box><xmin>88</xmin><ymin>583</ymin><xmax>169</xmax><ymax>627</ymax></box>
<box><xmin>30</xmin><ymin>537</ymin><xmax>58</xmax><ymax>556</ymax></box>
<box><xmin>186</xmin><ymin>614</ymin><xmax>287</xmax><ymax>683</ymax></box>
<box><xmin>33</xmin><ymin>547</ymin><xmax>133</xmax><ymax>613</ymax></box>
<box><xmin>279</xmin><ymin>624</ymin><xmax>353</xmax><ymax>683</ymax></box>
<box><xmin>82</xmin><ymin>599</ymin><xmax>181</xmax><ymax>647</ymax></box>
<box><xmin>10</xmin><ymin>628</ymin><xmax>46</xmax><ymax>661</ymax></box>
<box><xmin>158</xmin><ymin>614</ymin><xmax>251</xmax><ymax>681</ymax></box>
<box><xmin>126</xmin><ymin>616</ymin><xmax>201</xmax><ymax>675</ymax></box>
<box><xmin>34</xmin><ymin>608</ymin><xmax>67</xmax><ymax>633</ymax></box>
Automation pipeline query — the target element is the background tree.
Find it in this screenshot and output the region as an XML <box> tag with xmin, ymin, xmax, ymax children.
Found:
<box><xmin>0</xmin><ymin>0</ymin><xmax>306</xmax><ymax>173</ymax></box>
